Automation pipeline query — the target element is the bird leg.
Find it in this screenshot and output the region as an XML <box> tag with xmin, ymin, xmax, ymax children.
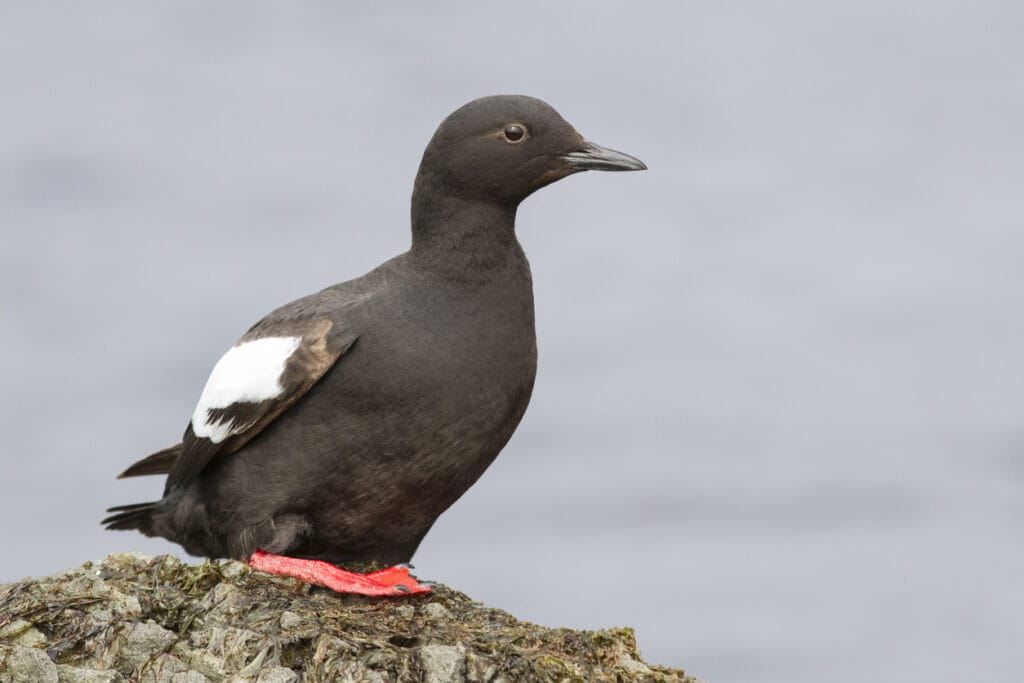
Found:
<box><xmin>248</xmin><ymin>549</ymin><xmax>433</xmax><ymax>596</ymax></box>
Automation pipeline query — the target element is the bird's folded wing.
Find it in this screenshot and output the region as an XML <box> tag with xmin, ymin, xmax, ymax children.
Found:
<box><xmin>165</xmin><ymin>315</ymin><xmax>357</xmax><ymax>492</ymax></box>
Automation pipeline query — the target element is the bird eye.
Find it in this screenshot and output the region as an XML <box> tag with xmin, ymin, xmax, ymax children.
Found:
<box><xmin>501</xmin><ymin>124</ymin><xmax>527</xmax><ymax>144</ymax></box>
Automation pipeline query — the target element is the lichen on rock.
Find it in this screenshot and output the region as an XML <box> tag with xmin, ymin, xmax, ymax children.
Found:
<box><xmin>0</xmin><ymin>554</ymin><xmax>696</xmax><ymax>682</ymax></box>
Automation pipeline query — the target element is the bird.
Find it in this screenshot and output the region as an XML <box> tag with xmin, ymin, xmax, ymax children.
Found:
<box><xmin>104</xmin><ymin>94</ymin><xmax>646</xmax><ymax>596</ymax></box>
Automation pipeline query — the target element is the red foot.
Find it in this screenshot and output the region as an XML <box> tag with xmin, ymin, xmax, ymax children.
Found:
<box><xmin>248</xmin><ymin>550</ymin><xmax>433</xmax><ymax>597</ymax></box>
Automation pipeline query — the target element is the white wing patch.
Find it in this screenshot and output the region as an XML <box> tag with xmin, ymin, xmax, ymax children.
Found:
<box><xmin>191</xmin><ymin>336</ymin><xmax>302</xmax><ymax>443</ymax></box>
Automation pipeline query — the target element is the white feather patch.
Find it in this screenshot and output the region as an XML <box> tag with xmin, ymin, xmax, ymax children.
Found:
<box><xmin>191</xmin><ymin>336</ymin><xmax>302</xmax><ymax>443</ymax></box>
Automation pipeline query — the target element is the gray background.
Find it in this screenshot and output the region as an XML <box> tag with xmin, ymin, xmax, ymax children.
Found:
<box><xmin>2</xmin><ymin>3</ymin><xmax>1022</xmax><ymax>682</ymax></box>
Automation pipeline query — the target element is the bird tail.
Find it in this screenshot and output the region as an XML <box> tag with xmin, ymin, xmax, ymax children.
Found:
<box><xmin>117</xmin><ymin>443</ymin><xmax>181</xmax><ymax>478</ymax></box>
<box><xmin>104</xmin><ymin>444</ymin><xmax>180</xmax><ymax>535</ymax></box>
<box><xmin>102</xmin><ymin>502</ymin><xmax>158</xmax><ymax>534</ymax></box>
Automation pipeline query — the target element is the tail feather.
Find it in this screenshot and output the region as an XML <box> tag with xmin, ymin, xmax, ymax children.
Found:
<box><xmin>118</xmin><ymin>444</ymin><xmax>181</xmax><ymax>478</ymax></box>
<box><xmin>102</xmin><ymin>501</ymin><xmax>158</xmax><ymax>534</ymax></box>
<box><xmin>105</xmin><ymin>444</ymin><xmax>180</xmax><ymax>535</ymax></box>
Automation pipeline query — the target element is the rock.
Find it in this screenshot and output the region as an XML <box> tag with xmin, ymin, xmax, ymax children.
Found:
<box><xmin>0</xmin><ymin>645</ymin><xmax>58</xmax><ymax>683</ymax></box>
<box><xmin>278</xmin><ymin>611</ymin><xmax>303</xmax><ymax>630</ymax></box>
<box><xmin>249</xmin><ymin>666</ymin><xmax>298</xmax><ymax>683</ymax></box>
<box><xmin>419</xmin><ymin>643</ymin><xmax>466</xmax><ymax>683</ymax></box>
<box><xmin>138</xmin><ymin>653</ymin><xmax>191</xmax><ymax>683</ymax></box>
<box><xmin>168</xmin><ymin>672</ymin><xmax>208</xmax><ymax>683</ymax></box>
<box><xmin>0</xmin><ymin>620</ymin><xmax>46</xmax><ymax>648</ymax></box>
<box><xmin>218</xmin><ymin>561</ymin><xmax>248</xmax><ymax>580</ymax></box>
<box><xmin>422</xmin><ymin>602</ymin><xmax>452</xmax><ymax>620</ymax></box>
<box><xmin>56</xmin><ymin>664</ymin><xmax>124</xmax><ymax>682</ymax></box>
<box><xmin>0</xmin><ymin>554</ymin><xmax>696</xmax><ymax>682</ymax></box>
<box><xmin>117</xmin><ymin>620</ymin><xmax>177</xmax><ymax>672</ymax></box>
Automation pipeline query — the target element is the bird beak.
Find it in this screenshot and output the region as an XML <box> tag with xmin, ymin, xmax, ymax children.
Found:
<box><xmin>562</xmin><ymin>141</ymin><xmax>647</xmax><ymax>172</ymax></box>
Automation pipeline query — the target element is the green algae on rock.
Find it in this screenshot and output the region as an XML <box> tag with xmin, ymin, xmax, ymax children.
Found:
<box><xmin>0</xmin><ymin>554</ymin><xmax>696</xmax><ymax>682</ymax></box>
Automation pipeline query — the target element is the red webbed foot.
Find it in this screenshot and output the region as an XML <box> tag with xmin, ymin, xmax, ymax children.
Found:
<box><xmin>366</xmin><ymin>563</ymin><xmax>436</xmax><ymax>592</ymax></box>
<box><xmin>248</xmin><ymin>550</ymin><xmax>433</xmax><ymax>597</ymax></box>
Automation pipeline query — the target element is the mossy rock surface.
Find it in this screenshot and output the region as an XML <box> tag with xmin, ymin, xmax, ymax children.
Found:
<box><xmin>0</xmin><ymin>553</ymin><xmax>696</xmax><ymax>682</ymax></box>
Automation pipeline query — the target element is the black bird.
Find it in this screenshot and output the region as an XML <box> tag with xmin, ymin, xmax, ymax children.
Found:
<box><xmin>104</xmin><ymin>95</ymin><xmax>646</xmax><ymax>595</ymax></box>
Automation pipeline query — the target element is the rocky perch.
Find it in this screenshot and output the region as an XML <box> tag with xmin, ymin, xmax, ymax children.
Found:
<box><xmin>0</xmin><ymin>554</ymin><xmax>696</xmax><ymax>682</ymax></box>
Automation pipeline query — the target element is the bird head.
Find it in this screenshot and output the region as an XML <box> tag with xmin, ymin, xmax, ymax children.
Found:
<box><xmin>417</xmin><ymin>95</ymin><xmax>646</xmax><ymax>207</ymax></box>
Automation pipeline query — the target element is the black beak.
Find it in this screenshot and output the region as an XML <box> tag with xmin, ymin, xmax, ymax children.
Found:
<box><xmin>562</xmin><ymin>141</ymin><xmax>647</xmax><ymax>172</ymax></box>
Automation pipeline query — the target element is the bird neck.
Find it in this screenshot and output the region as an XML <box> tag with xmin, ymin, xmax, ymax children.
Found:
<box><xmin>410</xmin><ymin>174</ymin><xmax>524</xmax><ymax>284</ymax></box>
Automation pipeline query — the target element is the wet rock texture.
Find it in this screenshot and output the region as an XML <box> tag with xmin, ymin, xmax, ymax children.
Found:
<box><xmin>0</xmin><ymin>554</ymin><xmax>696</xmax><ymax>682</ymax></box>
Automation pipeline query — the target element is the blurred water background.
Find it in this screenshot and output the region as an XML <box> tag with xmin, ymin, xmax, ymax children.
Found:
<box><xmin>2</xmin><ymin>3</ymin><xmax>1022</xmax><ymax>682</ymax></box>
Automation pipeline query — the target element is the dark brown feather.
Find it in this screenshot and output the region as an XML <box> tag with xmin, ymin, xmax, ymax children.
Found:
<box><xmin>117</xmin><ymin>444</ymin><xmax>181</xmax><ymax>478</ymax></box>
<box><xmin>164</xmin><ymin>319</ymin><xmax>357</xmax><ymax>492</ymax></box>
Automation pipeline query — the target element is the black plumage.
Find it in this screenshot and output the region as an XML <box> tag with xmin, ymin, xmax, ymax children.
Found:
<box><xmin>105</xmin><ymin>95</ymin><xmax>645</xmax><ymax>569</ymax></box>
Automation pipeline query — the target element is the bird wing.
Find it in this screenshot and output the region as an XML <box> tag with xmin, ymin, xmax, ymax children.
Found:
<box><xmin>165</xmin><ymin>299</ymin><xmax>359</xmax><ymax>493</ymax></box>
